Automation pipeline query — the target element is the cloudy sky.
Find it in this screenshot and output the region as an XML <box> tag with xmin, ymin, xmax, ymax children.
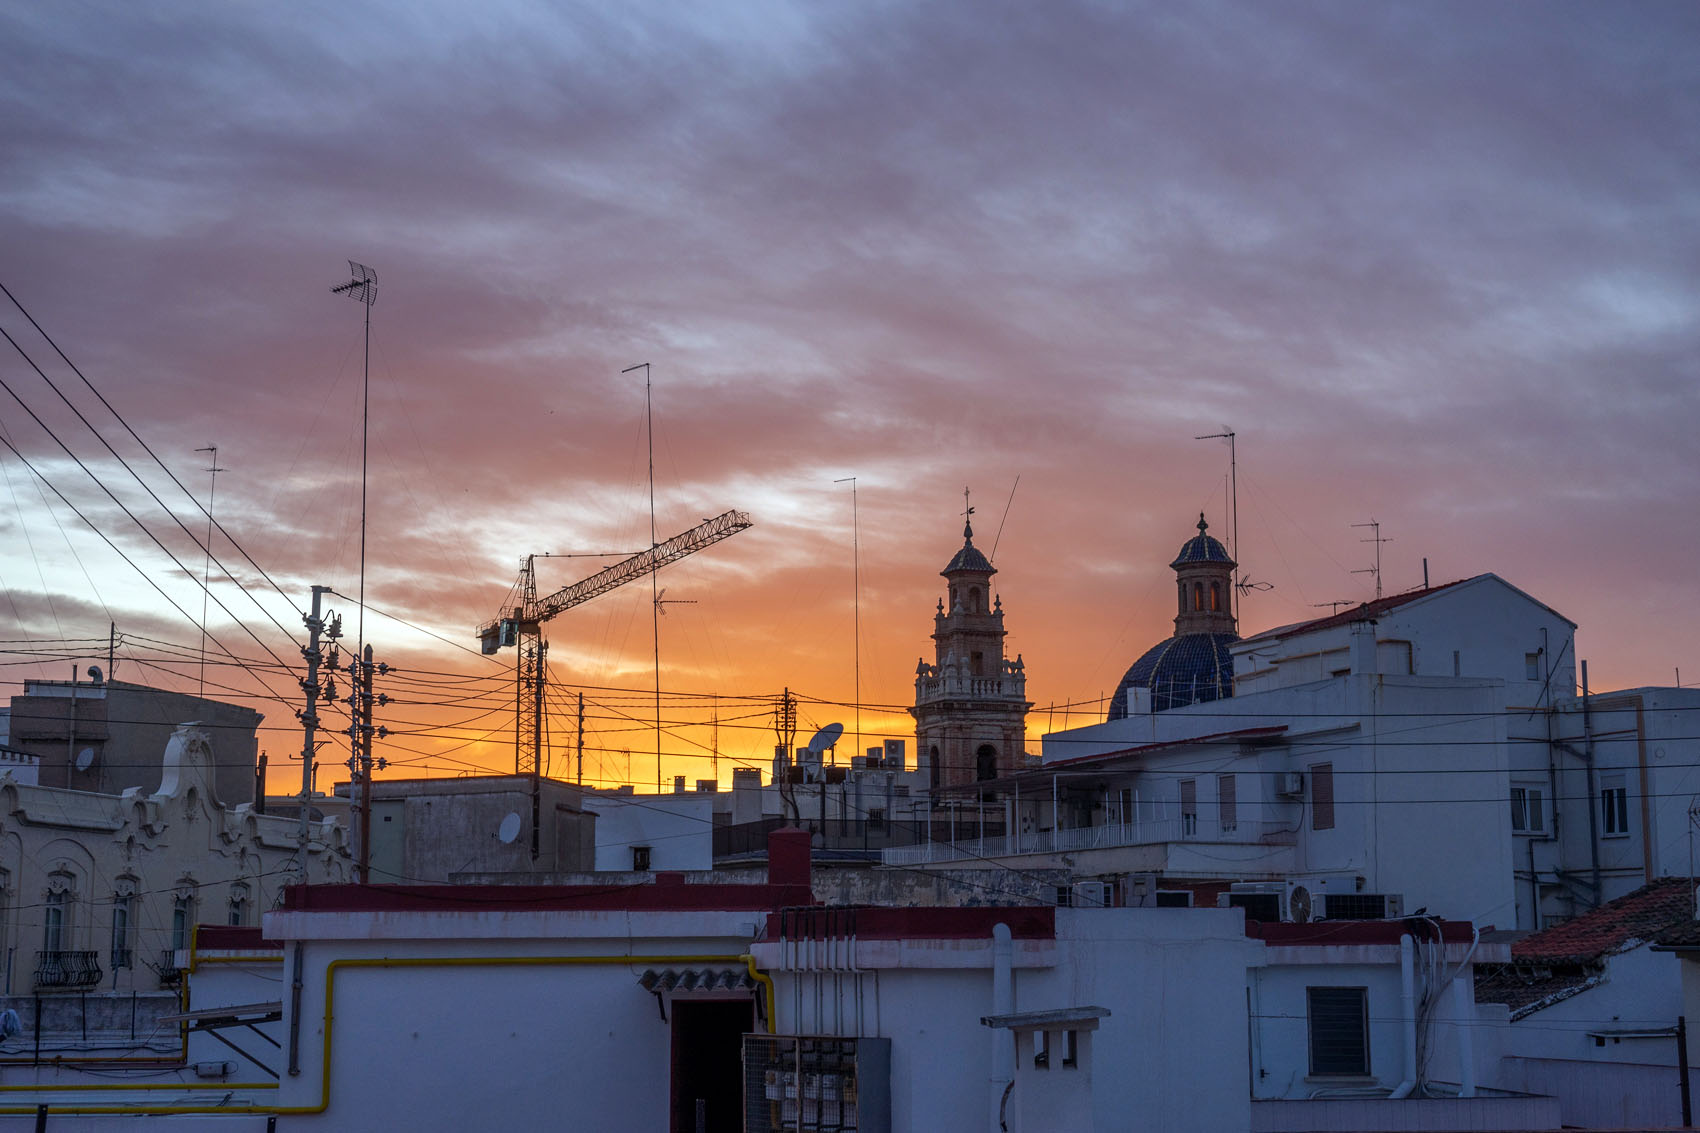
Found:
<box><xmin>2</xmin><ymin>2</ymin><xmax>1696</xmax><ymax>791</ymax></box>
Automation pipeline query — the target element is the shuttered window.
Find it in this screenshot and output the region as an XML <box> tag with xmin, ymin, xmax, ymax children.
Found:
<box><xmin>1307</xmin><ymin>986</ymin><xmax>1369</xmax><ymax>1075</ymax></box>
<box><xmin>1310</xmin><ymin>762</ymin><xmax>1334</xmax><ymax>831</ymax></box>
<box><xmin>1218</xmin><ymin>774</ymin><xmax>1237</xmax><ymax>833</ymax></box>
<box><xmin>1179</xmin><ymin>779</ymin><xmax>1197</xmax><ymax>836</ymax></box>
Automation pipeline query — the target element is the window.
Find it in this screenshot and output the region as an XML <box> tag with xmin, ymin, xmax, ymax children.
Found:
<box><xmin>1511</xmin><ymin>785</ymin><xmax>1545</xmax><ymax>834</ymax></box>
<box><xmin>1179</xmin><ymin>779</ymin><xmax>1198</xmax><ymax>836</ymax></box>
<box><xmin>1308</xmin><ymin>987</ymin><xmax>1370</xmax><ymax>1075</ymax></box>
<box><xmin>1192</xmin><ymin>581</ymin><xmax>1204</xmax><ymax>611</ymax></box>
<box><xmin>1218</xmin><ymin>774</ymin><xmax>1237</xmax><ymax>833</ymax></box>
<box><xmin>1310</xmin><ymin>763</ymin><xmax>1335</xmax><ymax>831</ymax></box>
<box><xmin>971</xmin><ymin>651</ymin><xmax>984</xmax><ymax>676</ymax></box>
<box><xmin>110</xmin><ymin>895</ymin><xmax>132</xmax><ymax>969</ymax></box>
<box><xmin>632</xmin><ymin>845</ymin><xmax>652</xmax><ymax>871</ymax></box>
<box><xmin>171</xmin><ymin>899</ymin><xmax>192</xmax><ymax>952</ymax></box>
<box><xmin>976</xmin><ymin>744</ymin><xmax>997</xmax><ymax>781</ymax></box>
<box><xmin>228</xmin><ymin>884</ymin><xmax>249</xmax><ymax>926</ymax></box>
<box><xmin>1053</xmin><ymin>886</ymin><xmax>1073</xmax><ymax>908</ymax></box>
<box><xmin>44</xmin><ymin>891</ymin><xmax>66</xmax><ymax>953</ymax></box>
<box><xmin>1525</xmin><ymin>652</ymin><xmax>1542</xmax><ymax>681</ymax></box>
<box><xmin>1210</xmin><ymin>582</ymin><xmax>1221</xmax><ymax>612</ymax></box>
<box><xmin>929</xmin><ymin>746</ymin><xmax>941</xmax><ymax>790</ymax></box>
<box><xmin>1601</xmin><ymin>774</ymin><xmax>1630</xmax><ymax>837</ymax></box>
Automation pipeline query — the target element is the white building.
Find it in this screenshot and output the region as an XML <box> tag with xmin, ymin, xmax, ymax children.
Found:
<box><xmin>890</xmin><ymin>515</ymin><xmax>1694</xmax><ymax>935</ymax></box>
<box><xmin>0</xmin><ymin>721</ymin><xmax>343</xmax><ymax>1072</ymax></box>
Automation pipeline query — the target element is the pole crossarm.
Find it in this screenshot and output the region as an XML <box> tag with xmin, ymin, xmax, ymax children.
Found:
<box><xmin>478</xmin><ymin>509</ymin><xmax>752</xmax><ymax>652</ymax></box>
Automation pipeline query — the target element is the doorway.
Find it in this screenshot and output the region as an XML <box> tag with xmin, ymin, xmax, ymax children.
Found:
<box><xmin>671</xmin><ymin>998</ymin><xmax>754</xmax><ymax>1133</ymax></box>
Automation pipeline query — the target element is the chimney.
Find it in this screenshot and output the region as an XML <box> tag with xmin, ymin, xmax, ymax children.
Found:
<box><xmin>767</xmin><ymin>827</ymin><xmax>812</xmax><ymax>889</ymax></box>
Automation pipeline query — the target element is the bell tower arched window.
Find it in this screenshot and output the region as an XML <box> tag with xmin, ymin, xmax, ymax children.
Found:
<box><xmin>976</xmin><ymin>744</ymin><xmax>998</xmax><ymax>781</ymax></box>
<box><xmin>1192</xmin><ymin>581</ymin><xmax>1204</xmax><ymax>611</ymax></box>
<box><xmin>1210</xmin><ymin>582</ymin><xmax>1221</xmax><ymax>612</ymax></box>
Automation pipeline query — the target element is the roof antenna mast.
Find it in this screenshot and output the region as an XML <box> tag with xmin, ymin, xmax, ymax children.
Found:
<box><xmin>1351</xmin><ymin>519</ymin><xmax>1392</xmax><ymax>600</ymax></box>
<box><xmin>1194</xmin><ymin>429</ymin><xmax>1238</xmax><ymax>618</ymax></box>
<box><xmin>330</xmin><ymin>261</ymin><xmax>377</xmax><ymax>668</ymax></box>
<box><xmin>622</xmin><ymin>361</ymin><xmax>662</xmax><ymax>793</ymax></box>
<box><xmin>194</xmin><ymin>444</ymin><xmax>225</xmax><ymax>697</ymax></box>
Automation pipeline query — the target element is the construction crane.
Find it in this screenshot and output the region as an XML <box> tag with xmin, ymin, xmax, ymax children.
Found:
<box><xmin>477</xmin><ymin>508</ymin><xmax>753</xmax><ymax>858</ymax></box>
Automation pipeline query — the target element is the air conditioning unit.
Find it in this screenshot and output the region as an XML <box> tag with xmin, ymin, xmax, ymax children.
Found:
<box><xmin>1072</xmin><ymin>881</ymin><xmax>1111</xmax><ymax>908</ymax></box>
<box><xmin>1220</xmin><ymin>882</ymin><xmax>1286</xmax><ymax>922</ymax></box>
<box><xmin>1276</xmin><ymin>771</ymin><xmax>1304</xmax><ymax>798</ymax></box>
<box><xmin>1321</xmin><ymin>892</ymin><xmax>1404</xmax><ymax>920</ymax></box>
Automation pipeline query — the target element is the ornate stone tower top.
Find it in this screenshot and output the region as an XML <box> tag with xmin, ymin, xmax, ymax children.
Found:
<box><xmin>911</xmin><ymin>498</ymin><xmax>1031</xmax><ymax>789</ymax></box>
<box><xmin>1171</xmin><ymin>513</ymin><xmax>1237</xmax><ymax>637</ymax></box>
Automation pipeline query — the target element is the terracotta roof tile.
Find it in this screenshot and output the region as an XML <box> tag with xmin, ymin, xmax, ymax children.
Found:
<box><xmin>1511</xmin><ymin>877</ymin><xmax>1694</xmax><ymax>964</ymax></box>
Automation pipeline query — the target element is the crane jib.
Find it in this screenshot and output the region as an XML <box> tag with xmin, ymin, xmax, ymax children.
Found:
<box><xmin>476</xmin><ymin>509</ymin><xmax>752</xmax><ymax>652</ymax></box>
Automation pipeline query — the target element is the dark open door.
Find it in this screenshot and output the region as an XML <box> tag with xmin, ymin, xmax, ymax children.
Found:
<box><xmin>671</xmin><ymin>999</ymin><xmax>754</xmax><ymax>1133</ymax></box>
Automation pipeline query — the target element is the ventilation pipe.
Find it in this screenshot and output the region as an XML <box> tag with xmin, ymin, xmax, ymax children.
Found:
<box><xmin>989</xmin><ymin>922</ymin><xmax>1013</xmax><ymax>1131</ymax></box>
<box><xmin>1388</xmin><ymin>933</ymin><xmax>1417</xmax><ymax>1099</ymax></box>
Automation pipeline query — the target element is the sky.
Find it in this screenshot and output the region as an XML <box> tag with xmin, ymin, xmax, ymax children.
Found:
<box><xmin>1</xmin><ymin>2</ymin><xmax>1696</xmax><ymax>795</ymax></box>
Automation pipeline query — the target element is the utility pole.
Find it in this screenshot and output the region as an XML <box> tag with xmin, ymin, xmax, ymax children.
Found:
<box><xmin>576</xmin><ymin>692</ymin><xmax>585</xmax><ymax>787</ymax></box>
<box><xmin>296</xmin><ymin>586</ymin><xmax>336</xmax><ymax>873</ymax></box>
<box><xmin>775</xmin><ymin>688</ymin><xmax>799</xmax><ymax>823</ymax></box>
<box><xmin>345</xmin><ymin>643</ymin><xmax>388</xmax><ymax>883</ymax></box>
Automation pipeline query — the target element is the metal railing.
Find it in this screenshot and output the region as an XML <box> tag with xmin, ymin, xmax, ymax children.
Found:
<box><xmin>157</xmin><ymin>949</ymin><xmax>183</xmax><ymax>988</ymax></box>
<box><xmin>34</xmin><ymin>950</ymin><xmax>102</xmax><ymax>989</ymax></box>
<box><xmin>881</xmin><ymin>817</ymin><xmax>1296</xmax><ymax>865</ymax></box>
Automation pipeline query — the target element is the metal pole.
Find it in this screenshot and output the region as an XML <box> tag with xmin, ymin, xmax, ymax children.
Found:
<box><xmin>1583</xmin><ymin>660</ymin><xmax>1602</xmax><ymax>907</ymax></box>
<box><xmin>1678</xmin><ymin>1014</ymin><xmax>1692</xmax><ymax>1127</ymax></box>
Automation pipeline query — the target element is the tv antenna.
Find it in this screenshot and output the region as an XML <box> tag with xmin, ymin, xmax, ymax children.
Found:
<box><xmin>1351</xmin><ymin>519</ymin><xmax>1392</xmax><ymax>600</ymax></box>
<box><xmin>194</xmin><ymin>444</ymin><xmax>225</xmax><ymax>696</ymax></box>
<box><xmin>653</xmin><ymin>588</ymin><xmax>696</xmax><ymax>616</ymax></box>
<box><xmin>1313</xmin><ymin>600</ymin><xmax>1356</xmax><ymax>614</ymax></box>
<box><xmin>1194</xmin><ymin>429</ymin><xmax>1239</xmax><ymax>618</ymax></box>
<box><xmin>330</xmin><ymin>261</ymin><xmax>377</xmax><ymax>669</ymax></box>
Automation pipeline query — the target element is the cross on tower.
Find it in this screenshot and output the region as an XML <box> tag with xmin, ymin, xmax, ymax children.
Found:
<box><xmin>962</xmin><ymin>487</ymin><xmax>975</xmax><ymax>540</ymax></box>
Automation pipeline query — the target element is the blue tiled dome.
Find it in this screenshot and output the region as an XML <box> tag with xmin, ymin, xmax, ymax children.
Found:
<box><xmin>1108</xmin><ymin>632</ymin><xmax>1237</xmax><ymax>719</ymax></box>
<box><xmin>1171</xmin><ymin>514</ymin><xmax>1234</xmax><ymax>568</ymax></box>
<box><xmin>945</xmin><ymin>541</ymin><xmax>994</xmax><ymax>574</ymax></box>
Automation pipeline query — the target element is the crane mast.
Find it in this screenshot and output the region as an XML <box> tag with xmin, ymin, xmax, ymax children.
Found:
<box><xmin>477</xmin><ymin>509</ymin><xmax>752</xmax><ymax>858</ymax></box>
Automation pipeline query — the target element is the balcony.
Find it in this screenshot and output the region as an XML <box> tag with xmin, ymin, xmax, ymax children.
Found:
<box><xmin>882</xmin><ymin>816</ymin><xmax>1296</xmax><ymax>866</ymax></box>
<box><xmin>914</xmin><ymin>662</ymin><xmax>1027</xmax><ymax>706</ymax></box>
<box><xmin>34</xmin><ymin>950</ymin><xmax>102</xmax><ymax>989</ymax></box>
<box><xmin>157</xmin><ymin>950</ymin><xmax>184</xmax><ymax>988</ymax></box>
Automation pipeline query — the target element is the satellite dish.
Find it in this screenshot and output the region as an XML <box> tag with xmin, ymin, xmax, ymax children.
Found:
<box><xmin>74</xmin><ymin>747</ymin><xmax>95</xmax><ymax>772</ymax></box>
<box><xmin>497</xmin><ymin>813</ymin><xmax>522</xmax><ymax>844</ymax></box>
<box><xmin>1288</xmin><ymin>885</ymin><xmax>1313</xmax><ymax>924</ymax></box>
<box><xmin>806</xmin><ymin>723</ymin><xmax>844</xmax><ymax>754</ymax></box>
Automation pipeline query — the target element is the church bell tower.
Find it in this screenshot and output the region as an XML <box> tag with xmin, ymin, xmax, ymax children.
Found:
<box><xmin>910</xmin><ymin>497</ymin><xmax>1031</xmax><ymax>790</ymax></box>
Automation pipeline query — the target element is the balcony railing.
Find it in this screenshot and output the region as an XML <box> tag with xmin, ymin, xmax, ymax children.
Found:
<box><xmin>882</xmin><ymin>817</ymin><xmax>1296</xmax><ymax>865</ymax></box>
<box><xmin>157</xmin><ymin>950</ymin><xmax>184</xmax><ymax>988</ymax></box>
<box><xmin>34</xmin><ymin>950</ymin><xmax>102</xmax><ymax>989</ymax></box>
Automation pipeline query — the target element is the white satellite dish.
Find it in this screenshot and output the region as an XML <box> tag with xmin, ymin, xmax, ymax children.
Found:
<box><xmin>74</xmin><ymin>747</ymin><xmax>95</xmax><ymax>772</ymax></box>
<box><xmin>806</xmin><ymin>723</ymin><xmax>844</xmax><ymax>753</ymax></box>
<box><xmin>497</xmin><ymin>812</ymin><xmax>522</xmax><ymax>844</ymax></box>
